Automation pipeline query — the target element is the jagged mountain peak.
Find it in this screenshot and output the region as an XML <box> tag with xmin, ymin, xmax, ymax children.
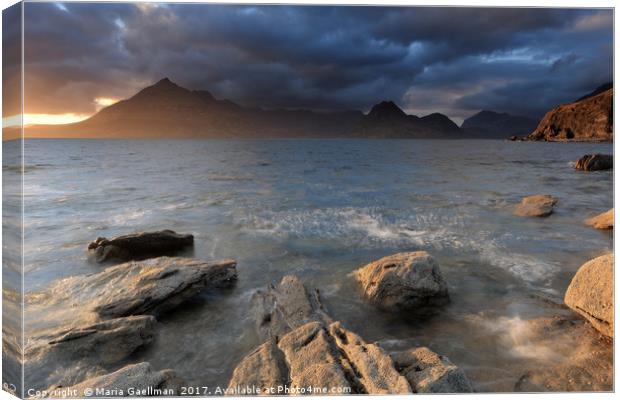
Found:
<box><xmin>367</xmin><ymin>101</ymin><xmax>407</xmax><ymax>119</ymax></box>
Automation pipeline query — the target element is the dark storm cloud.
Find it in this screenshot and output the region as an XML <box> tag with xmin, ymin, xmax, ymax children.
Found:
<box><xmin>21</xmin><ymin>3</ymin><xmax>612</xmax><ymax>122</ymax></box>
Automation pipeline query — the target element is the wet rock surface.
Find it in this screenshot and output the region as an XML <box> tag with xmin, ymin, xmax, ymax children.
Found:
<box><xmin>354</xmin><ymin>252</ymin><xmax>449</xmax><ymax>312</ymax></box>
<box><xmin>43</xmin><ymin>363</ymin><xmax>184</xmax><ymax>398</ymax></box>
<box><xmin>574</xmin><ymin>154</ymin><xmax>613</xmax><ymax>171</ymax></box>
<box><xmin>585</xmin><ymin>208</ymin><xmax>613</xmax><ymax>230</ymax></box>
<box><xmin>42</xmin><ymin>257</ymin><xmax>237</xmax><ymax>319</ymax></box>
<box><xmin>564</xmin><ymin>253</ymin><xmax>613</xmax><ymax>338</ymax></box>
<box><xmin>514</xmin><ymin>195</ymin><xmax>557</xmax><ymax>217</ymax></box>
<box><xmin>251</xmin><ymin>275</ymin><xmax>332</xmax><ymax>341</ymax></box>
<box><xmin>27</xmin><ymin>256</ymin><xmax>237</xmax><ymax>391</ymax></box>
<box><xmin>88</xmin><ymin>230</ymin><xmax>194</xmax><ymax>262</ymax></box>
<box><xmin>25</xmin><ymin>316</ymin><xmax>156</xmax><ymax>389</ymax></box>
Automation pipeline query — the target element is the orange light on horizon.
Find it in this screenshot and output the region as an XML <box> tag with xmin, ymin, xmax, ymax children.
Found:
<box><xmin>94</xmin><ymin>97</ymin><xmax>119</xmax><ymax>109</ymax></box>
<box><xmin>2</xmin><ymin>113</ymin><xmax>91</xmax><ymax>128</ymax></box>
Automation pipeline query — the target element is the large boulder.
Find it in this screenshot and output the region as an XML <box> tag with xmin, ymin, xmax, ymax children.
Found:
<box><xmin>25</xmin><ymin>316</ymin><xmax>156</xmax><ymax>390</ymax></box>
<box><xmin>514</xmin><ymin>195</ymin><xmax>557</xmax><ymax>217</ymax></box>
<box><xmin>564</xmin><ymin>254</ymin><xmax>613</xmax><ymax>337</ymax></box>
<box><xmin>43</xmin><ymin>257</ymin><xmax>237</xmax><ymax>319</ymax></box>
<box><xmin>354</xmin><ymin>252</ymin><xmax>449</xmax><ymax>311</ymax></box>
<box><xmin>88</xmin><ymin>230</ymin><xmax>194</xmax><ymax>262</ymax></box>
<box><xmin>585</xmin><ymin>208</ymin><xmax>614</xmax><ymax>230</ymax></box>
<box><xmin>391</xmin><ymin>347</ymin><xmax>473</xmax><ymax>393</ymax></box>
<box><xmin>229</xmin><ymin>321</ymin><xmax>411</xmax><ymax>395</ymax></box>
<box><xmin>42</xmin><ymin>363</ymin><xmax>184</xmax><ymax>398</ymax></box>
<box><xmin>575</xmin><ymin>154</ymin><xmax>613</xmax><ymax>171</ymax></box>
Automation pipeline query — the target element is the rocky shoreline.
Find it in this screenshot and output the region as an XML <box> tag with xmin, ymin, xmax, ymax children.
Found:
<box><xmin>24</xmin><ymin>153</ymin><xmax>613</xmax><ymax>396</ymax></box>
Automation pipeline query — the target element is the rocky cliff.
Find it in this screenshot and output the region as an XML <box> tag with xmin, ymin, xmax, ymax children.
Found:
<box><xmin>527</xmin><ymin>88</ymin><xmax>613</xmax><ymax>142</ymax></box>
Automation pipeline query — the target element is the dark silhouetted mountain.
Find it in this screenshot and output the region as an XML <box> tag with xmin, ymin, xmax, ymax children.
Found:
<box><xmin>528</xmin><ymin>86</ymin><xmax>613</xmax><ymax>142</ymax></box>
<box><xmin>461</xmin><ymin>110</ymin><xmax>538</xmax><ymax>138</ymax></box>
<box><xmin>24</xmin><ymin>78</ymin><xmax>464</xmax><ymax>139</ymax></box>
<box><xmin>367</xmin><ymin>101</ymin><xmax>408</xmax><ymax>120</ymax></box>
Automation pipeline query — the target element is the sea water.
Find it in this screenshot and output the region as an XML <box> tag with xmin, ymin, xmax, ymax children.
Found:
<box><xmin>8</xmin><ymin>138</ymin><xmax>613</xmax><ymax>391</ymax></box>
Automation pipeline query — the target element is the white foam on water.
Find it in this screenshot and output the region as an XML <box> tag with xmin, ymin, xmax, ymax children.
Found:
<box><xmin>239</xmin><ymin>206</ymin><xmax>560</xmax><ymax>287</ymax></box>
<box><xmin>108</xmin><ymin>209</ymin><xmax>150</xmax><ymax>226</ymax></box>
<box><xmin>474</xmin><ymin>314</ymin><xmax>566</xmax><ymax>362</ymax></box>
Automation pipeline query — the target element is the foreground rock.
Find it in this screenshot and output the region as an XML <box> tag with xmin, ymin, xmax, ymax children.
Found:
<box><xmin>527</xmin><ymin>87</ymin><xmax>612</xmax><ymax>142</ymax></box>
<box><xmin>354</xmin><ymin>252</ymin><xmax>449</xmax><ymax>312</ymax></box>
<box><xmin>45</xmin><ymin>257</ymin><xmax>237</xmax><ymax>319</ymax></box>
<box><xmin>25</xmin><ymin>316</ymin><xmax>156</xmax><ymax>389</ymax></box>
<box><xmin>43</xmin><ymin>363</ymin><xmax>184</xmax><ymax>398</ymax></box>
<box><xmin>88</xmin><ymin>230</ymin><xmax>194</xmax><ymax>262</ymax></box>
<box><xmin>585</xmin><ymin>209</ymin><xmax>614</xmax><ymax>230</ymax></box>
<box><xmin>392</xmin><ymin>347</ymin><xmax>473</xmax><ymax>393</ymax></box>
<box><xmin>231</xmin><ymin>276</ymin><xmax>471</xmax><ymax>394</ymax></box>
<box><xmin>230</xmin><ymin>321</ymin><xmax>411</xmax><ymax>394</ymax></box>
<box><xmin>564</xmin><ymin>253</ymin><xmax>613</xmax><ymax>338</ymax></box>
<box><xmin>574</xmin><ymin>154</ymin><xmax>613</xmax><ymax>171</ymax></box>
<box><xmin>514</xmin><ymin>316</ymin><xmax>612</xmax><ymax>391</ymax></box>
<box><xmin>514</xmin><ymin>195</ymin><xmax>557</xmax><ymax>217</ymax></box>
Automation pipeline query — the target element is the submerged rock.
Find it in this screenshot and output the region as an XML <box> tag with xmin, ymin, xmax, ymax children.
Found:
<box><xmin>514</xmin><ymin>195</ymin><xmax>557</xmax><ymax>217</ymax></box>
<box><xmin>251</xmin><ymin>275</ymin><xmax>331</xmax><ymax>341</ymax></box>
<box><xmin>26</xmin><ymin>316</ymin><xmax>156</xmax><ymax>389</ymax></box>
<box><xmin>585</xmin><ymin>209</ymin><xmax>613</xmax><ymax>230</ymax></box>
<box><xmin>44</xmin><ymin>363</ymin><xmax>184</xmax><ymax>398</ymax></box>
<box><xmin>88</xmin><ymin>230</ymin><xmax>194</xmax><ymax>262</ymax></box>
<box><xmin>354</xmin><ymin>252</ymin><xmax>449</xmax><ymax>311</ymax></box>
<box><xmin>231</xmin><ymin>275</ymin><xmax>471</xmax><ymax>394</ymax></box>
<box><xmin>564</xmin><ymin>253</ymin><xmax>613</xmax><ymax>338</ymax></box>
<box><xmin>574</xmin><ymin>154</ymin><xmax>613</xmax><ymax>171</ymax></box>
<box><xmin>391</xmin><ymin>347</ymin><xmax>473</xmax><ymax>393</ymax></box>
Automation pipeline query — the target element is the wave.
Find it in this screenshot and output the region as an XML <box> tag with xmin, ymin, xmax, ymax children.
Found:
<box><xmin>238</xmin><ymin>207</ymin><xmax>560</xmax><ymax>286</ymax></box>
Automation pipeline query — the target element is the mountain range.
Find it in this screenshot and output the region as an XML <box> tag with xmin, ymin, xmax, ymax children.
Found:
<box><xmin>22</xmin><ymin>78</ymin><xmax>463</xmax><ymax>139</ymax></box>
<box><xmin>12</xmin><ymin>78</ymin><xmax>613</xmax><ymax>141</ymax></box>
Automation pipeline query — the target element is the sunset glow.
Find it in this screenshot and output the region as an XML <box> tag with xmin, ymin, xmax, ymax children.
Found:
<box><xmin>2</xmin><ymin>113</ymin><xmax>91</xmax><ymax>128</ymax></box>
<box><xmin>94</xmin><ymin>97</ymin><xmax>119</xmax><ymax>109</ymax></box>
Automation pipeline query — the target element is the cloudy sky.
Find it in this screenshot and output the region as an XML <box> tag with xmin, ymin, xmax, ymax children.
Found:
<box><xmin>6</xmin><ymin>3</ymin><xmax>614</xmax><ymax>125</ymax></box>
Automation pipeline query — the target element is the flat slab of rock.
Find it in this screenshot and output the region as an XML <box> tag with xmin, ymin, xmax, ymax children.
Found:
<box><xmin>391</xmin><ymin>347</ymin><xmax>473</xmax><ymax>393</ymax></box>
<box><xmin>354</xmin><ymin>252</ymin><xmax>449</xmax><ymax>311</ymax></box>
<box><xmin>26</xmin><ymin>316</ymin><xmax>156</xmax><ymax>390</ymax></box>
<box><xmin>575</xmin><ymin>154</ymin><xmax>613</xmax><ymax>171</ymax></box>
<box><xmin>43</xmin><ymin>257</ymin><xmax>237</xmax><ymax>320</ymax></box>
<box><xmin>514</xmin><ymin>194</ymin><xmax>557</xmax><ymax>217</ymax></box>
<box><xmin>43</xmin><ymin>363</ymin><xmax>184</xmax><ymax>398</ymax></box>
<box><xmin>585</xmin><ymin>208</ymin><xmax>613</xmax><ymax>230</ymax></box>
<box><xmin>251</xmin><ymin>275</ymin><xmax>331</xmax><ymax>341</ymax></box>
<box><xmin>88</xmin><ymin>230</ymin><xmax>194</xmax><ymax>262</ymax></box>
<box><xmin>229</xmin><ymin>321</ymin><xmax>411</xmax><ymax>394</ymax></box>
<box><xmin>564</xmin><ymin>253</ymin><xmax>613</xmax><ymax>337</ymax></box>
